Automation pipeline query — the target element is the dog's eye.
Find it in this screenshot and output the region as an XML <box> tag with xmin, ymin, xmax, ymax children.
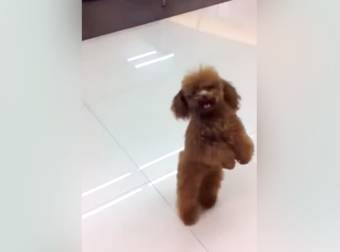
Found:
<box><xmin>185</xmin><ymin>93</ymin><xmax>193</xmax><ymax>99</ymax></box>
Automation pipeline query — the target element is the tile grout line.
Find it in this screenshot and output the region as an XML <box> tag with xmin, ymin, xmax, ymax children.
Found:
<box><xmin>83</xmin><ymin>102</ymin><xmax>141</xmax><ymax>168</ymax></box>
<box><xmin>83</xmin><ymin>103</ymin><xmax>209</xmax><ymax>252</ymax></box>
<box><xmin>83</xmin><ymin>102</ymin><xmax>174</xmax><ymax>192</ymax></box>
<box><xmin>188</xmin><ymin>230</ymin><xmax>210</xmax><ymax>252</ymax></box>
<box><xmin>151</xmin><ymin>181</ymin><xmax>210</xmax><ymax>252</ymax></box>
<box><xmin>151</xmin><ymin>179</ymin><xmax>210</xmax><ymax>252</ymax></box>
<box><xmin>139</xmin><ymin>168</ymin><xmax>210</xmax><ymax>252</ymax></box>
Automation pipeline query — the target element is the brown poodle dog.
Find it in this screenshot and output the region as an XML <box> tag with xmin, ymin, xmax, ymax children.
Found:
<box><xmin>171</xmin><ymin>66</ymin><xmax>254</xmax><ymax>225</ymax></box>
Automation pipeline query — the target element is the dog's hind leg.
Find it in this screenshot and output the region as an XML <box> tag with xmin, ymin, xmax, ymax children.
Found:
<box><xmin>199</xmin><ymin>169</ymin><xmax>223</xmax><ymax>209</ymax></box>
<box><xmin>177</xmin><ymin>162</ymin><xmax>204</xmax><ymax>225</ymax></box>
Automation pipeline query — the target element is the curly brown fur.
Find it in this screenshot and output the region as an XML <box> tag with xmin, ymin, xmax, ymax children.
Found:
<box><xmin>171</xmin><ymin>66</ymin><xmax>254</xmax><ymax>225</ymax></box>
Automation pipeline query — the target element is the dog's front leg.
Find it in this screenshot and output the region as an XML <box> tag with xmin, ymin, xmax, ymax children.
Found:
<box><xmin>223</xmin><ymin>116</ymin><xmax>254</xmax><ymax>165</ymax></box>
<box><xmin>228</xmin><ymin>131</ymin><xmax>254</xmax><ymax>164</ymax></box>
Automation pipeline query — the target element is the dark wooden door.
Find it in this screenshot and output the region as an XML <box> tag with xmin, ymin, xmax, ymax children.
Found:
<box><xmin>82</xmin><ymin>0</ymin><xmax>229</xmax><ymax>40</ymax></box>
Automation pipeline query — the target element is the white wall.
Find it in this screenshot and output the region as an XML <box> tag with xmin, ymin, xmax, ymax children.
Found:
<box><xmin>0</xmin><ymin>1</ymin><xmax>81</xmax><ymax>252</ymax></box>
<box><xmin>258</xmin><ymin>0</ymin><xmax>340</xmax><ymax>251</ymax></box>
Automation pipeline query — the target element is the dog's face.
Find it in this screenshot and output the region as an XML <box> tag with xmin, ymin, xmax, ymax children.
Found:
<box><xmin>171</xmin><ymin>67</ymin><xmax>240</xmax><ymax>119</ymax></box>
<box><xmin>182</xmin><ymin>76</ymin><xmax>223</xmax><ymax>115</ymax></box>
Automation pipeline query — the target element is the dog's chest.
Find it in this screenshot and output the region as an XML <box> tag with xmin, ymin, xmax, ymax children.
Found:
<box><xmin>200</xmin><ymin>120</ymin><xmax>230</xmax><ymax>143</ymax></box>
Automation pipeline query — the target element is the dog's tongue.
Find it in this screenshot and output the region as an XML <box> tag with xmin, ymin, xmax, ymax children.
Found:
<box><xmin>203</xmin><ymin>103</ymin><xmax>211</xmax><ymax>109</ymax></box>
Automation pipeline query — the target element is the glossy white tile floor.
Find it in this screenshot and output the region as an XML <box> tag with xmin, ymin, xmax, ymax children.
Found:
<box><xmin>81</xmin><ymin>2</ymin><xmax>256</xmax><ymax>252</ymax></box>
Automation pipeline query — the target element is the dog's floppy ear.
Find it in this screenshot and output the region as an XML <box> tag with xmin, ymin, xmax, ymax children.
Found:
<box><xmin>171</xmin><ymin>90</ymin><xmax>189</xmax><ymax>119</ymax></box>
<box><xmin>221</xmin><ymin>79</ymin><xmax>240</xmax><ymax>110</ymax></box>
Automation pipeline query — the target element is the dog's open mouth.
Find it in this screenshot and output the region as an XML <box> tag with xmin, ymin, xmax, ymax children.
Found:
<box><xmin>199</xmin><ymin>100</ymin><xmax>216</xmax><ymax>110</ymax></box>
